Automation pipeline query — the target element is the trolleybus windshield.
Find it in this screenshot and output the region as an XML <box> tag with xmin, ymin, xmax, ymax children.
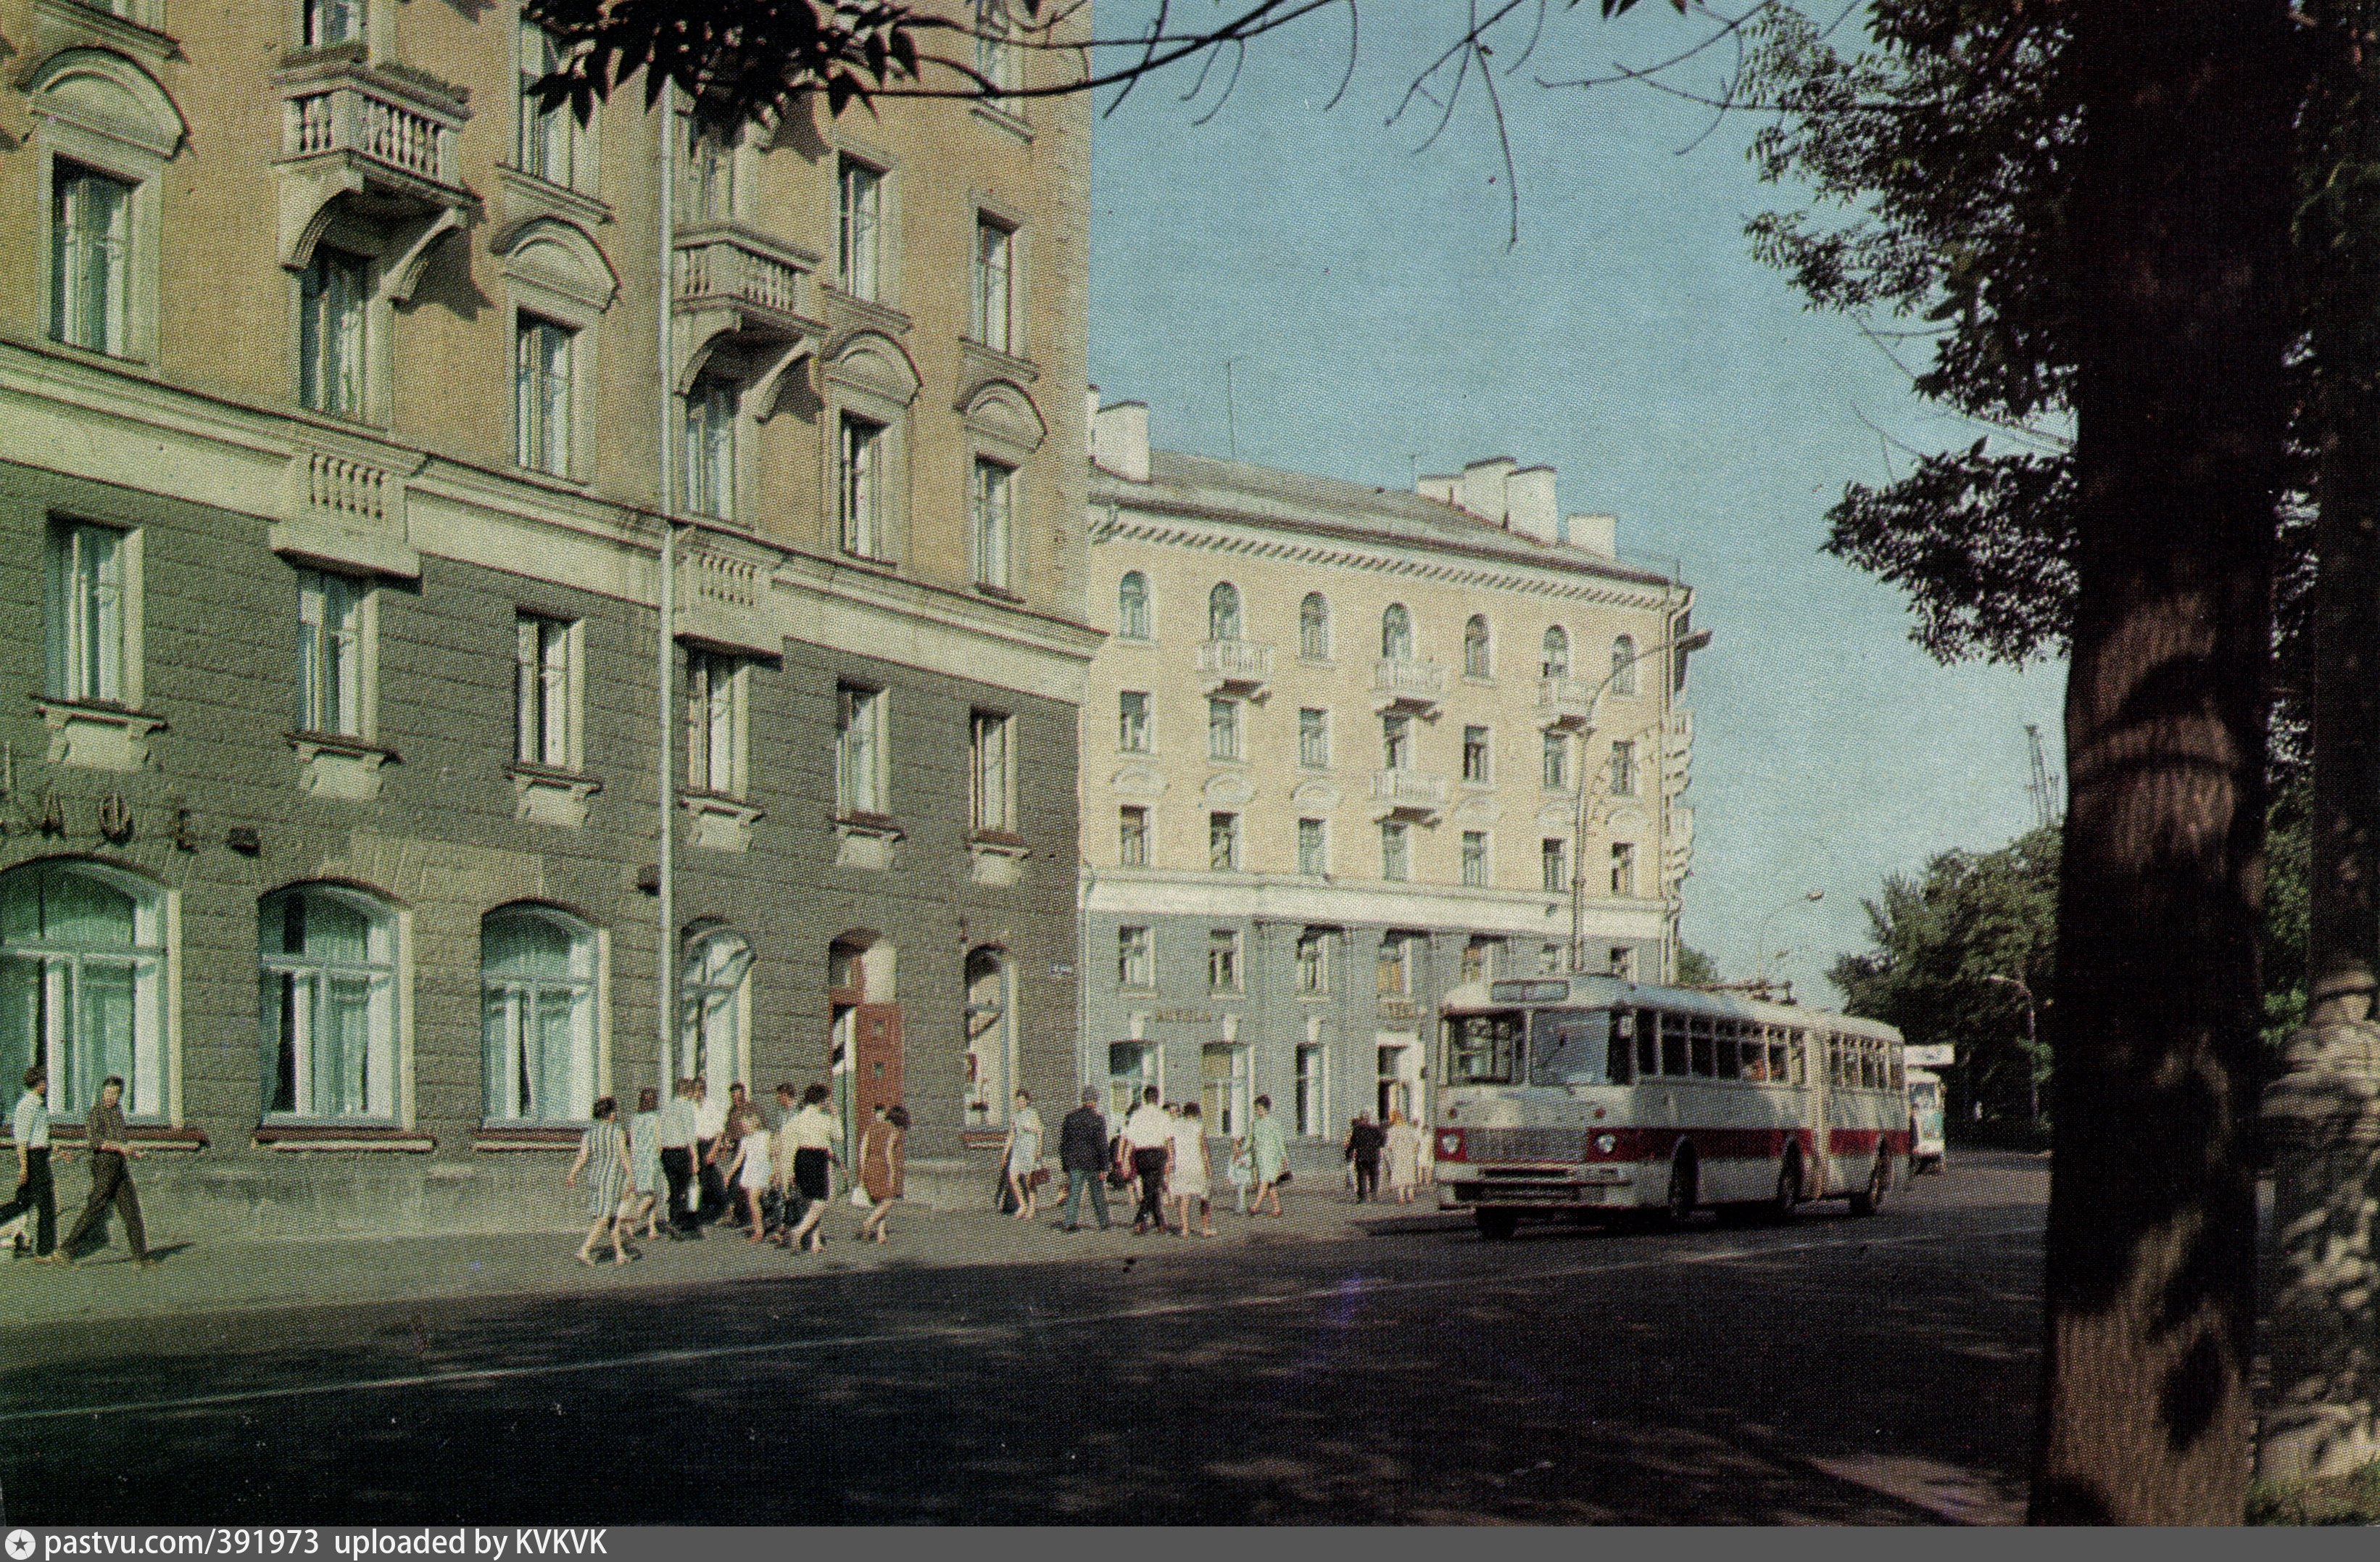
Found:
<box><xmin>1527</xmin><ymin>1009</ymin><xmax>1621</xmax><ymax>1087</ymax></box>
<box><xmin>1446</xmin><ymin>1011</ymin><xmax>1525</xmax><ymax>1085</ymax></box>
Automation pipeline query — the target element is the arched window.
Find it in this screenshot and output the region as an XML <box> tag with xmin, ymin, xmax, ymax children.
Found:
<box><xmin>260</xmin><ymin>884</ymin><xmax>397</xmax><ymax>1122</ymax></box>
<box><xmin>1381</xmin><ymin>603</ymin><xmax>1413</xmax><ymax>661</ymax></box>
<box><xmin>1542</xmin><ymin>626</ymin><xmax>1570</xmax><ymax>679</ymax></box>
<box><xmin>679</xmin><ymin>925</ymin><xmax>752</xmax><ymax>1091</ymax></box>
<box><xmin>1463</xmin><ymin>615</ymin><xmax>1491</xmax><ymax>678</ymax></box>
<box><xmin>1208</xmin><ymin>582</ymin><xmax>1243</xmax><ymax>642</ymax></box>
<box><xmin>1611</xmin><ymin>635</ymin><xmax>1639</xmax><ymax>695</ymax></box>
<box><xmin>1299</xmin><ymin>592</ymin><xmax>1331</xmax><ymax>660</ymax></box>
<box><xmin>481</xmin><ymin>906</ymin><xmax>598</xmax><ymax>1125</ymax></box>
<box><xmin>1117</xmin><ymin>571</ymin><xmax>1150</xmax><ymax>640</ymax></box>
<box><xmin>965</xmin><ymin>945</ymin><xmax>1013</xmax><ymax>1128</ymax></box>
<box><xmin>0</xmin><ymin>861</ymin><xmax>164</xmax><ymax>1120</ymax></box>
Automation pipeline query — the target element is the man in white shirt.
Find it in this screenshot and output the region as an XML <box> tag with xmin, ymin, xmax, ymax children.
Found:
<box><xmin>2</xmin><ymin>1066</ymin><xmax>62</xmax><ymax>1257</ymax></box>
<box><xmin>1121</xmin><ymin>1086</ymin><xmax>1174</xmax><ymax>1235</ymax></box>
<box><xmin>655</xmin><ymin>1078</ymin><xmax>701</xmax><ymax>1236</ymax></box>
<box><xmin>692</xmin><ymin>1077</ymin><xmax>730</xmax><ymax>1225</ymax></box>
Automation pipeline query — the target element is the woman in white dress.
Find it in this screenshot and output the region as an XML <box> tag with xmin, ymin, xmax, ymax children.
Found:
<box><xmin>726</xmin><ymin>1107</ymin><xmax>772</xmax><ymax>1243</ymax></box>
<box><xmin>1168</xmin><ymin>1101</ymin><xmax>1216</xmax><ymax>1237</ymax></box>
<box><xmin>1385</xmin><ymin>1109</ymin><xmax>1424</xmax><ymax>1204</ymax></box>
<box><xmin>1003</xmin><ymin>1088</ymin><xmax>1045</xmax><ymax>1221</ymax></box>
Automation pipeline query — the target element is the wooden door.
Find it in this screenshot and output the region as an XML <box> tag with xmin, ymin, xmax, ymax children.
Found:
<box><xmin>855</xmin><ymin>1003</ymin><xmax>903</xmax><ymax>1120</ymax></box>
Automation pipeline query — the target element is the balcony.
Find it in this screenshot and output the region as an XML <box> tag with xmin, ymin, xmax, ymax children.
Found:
<box><xmin>1370</xmin><ymin>657</ymin><xmax>1446</xmax><ymax>714</ymax></box>
<box><xmin>1197</xmin><ymin>637</ymin><xmax>1274</xmax><ymax>696</ymax></box>
<box><xmin>1370</xmin><ymin>768</ymin><xmax>1448</xmax><ymax>822</ymax></box>
<box><xmin>1538</xmin><ymin>674</ymin><xmax>1600</xmax><ymax>729</ymax></box>
<box><xmin>673</xmin><ymin>222</ymin><xmax>824</xmax><ymax>413</ymax></box>
<box><xmin>274</xmin><ymin>54</ymin><xmax>477</xmax><ymax>302</ymax></box>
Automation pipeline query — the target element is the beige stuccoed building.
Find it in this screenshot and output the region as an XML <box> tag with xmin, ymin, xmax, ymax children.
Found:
<box><xmin>0</xmin><ymin>0</ymin><xmax>1092</xmax><ymax>1231</ymax></box>
<box><xmin>1079</xmin><ymin>399</ymin><xmax>1699</xmax><ymax>1147</ymax></box>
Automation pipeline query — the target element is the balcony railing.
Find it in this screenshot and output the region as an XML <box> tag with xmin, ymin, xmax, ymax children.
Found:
<box><xmin>1371</xmin><ymin>657</ymin><xmax>1447</xmax><ymax>708</ymax></box>
<box><xmin>674</xmin><ymin>224</ymin><xmax>814</xmax><ymax>332</ymax></box>
<box><xmin>1197</xmin><ymin>638</ymin><xmax>1274</xmax><ymax>690</ymax></box>
<box><xmin>281</xmin><ymin>66</ymin><xmax>467</xmax><ymax>195</ymax></box>
<box><xmin>1370</xmin><ymin>769</ymin><xmax>1448</xmax><ymax>812</ymax></box>
<box><xmin>1538</xmin><ymin>674</ymin><xmax>1599</xmax><ymax>726</ymax></box>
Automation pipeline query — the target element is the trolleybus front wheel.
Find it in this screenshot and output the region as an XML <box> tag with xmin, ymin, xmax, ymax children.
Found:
<box><xmin>1848</xmin><ymin>1153</ymin><xmax>1890</xmax><ymax>1216</ymax></box>
<box><xmin>1475</xmin><ymin>1208</ymin><xmax>1520</xmax><ymax>1240</ymax></box>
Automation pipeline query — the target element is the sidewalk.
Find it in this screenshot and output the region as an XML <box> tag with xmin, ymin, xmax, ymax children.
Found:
<box><xmin>0</xmin><ymin>1186</ymin><xmax>1452</xmax><ymax>1326</ymax></box>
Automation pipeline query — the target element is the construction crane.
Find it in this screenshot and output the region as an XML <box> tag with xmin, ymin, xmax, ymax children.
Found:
<box><xmin>2026</xmin><ymin>724</ymin><xmax>2062</xmax><ymax>834</ymax></box>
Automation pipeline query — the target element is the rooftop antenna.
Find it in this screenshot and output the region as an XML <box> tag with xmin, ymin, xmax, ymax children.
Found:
<box><xmin>2026</xmin><ymin>724</ymin><xmax>2062</xmax><ymax>833</ymax></box>
<box><xmin>1224</xmin><ymin>357</ymin><xmax>1239</xmax><ymax>461</ymax></box>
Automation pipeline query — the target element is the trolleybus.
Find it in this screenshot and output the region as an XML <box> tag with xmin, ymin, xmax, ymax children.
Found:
<box><xmin>1433</xmin><ymin>975</ymin><xmax>1910</xmax><ymax>1237</ymax></box>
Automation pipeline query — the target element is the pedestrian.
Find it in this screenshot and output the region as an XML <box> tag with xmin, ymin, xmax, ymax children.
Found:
<box><xmin>1056</xmin><ymin>1087</ymin><xmax>1112</xmax><ymax>1232</ymax></box>
<box><xmin>564</xmin><ymin>1095</ymin><xmax>634</xmax><ymax>1266</ymax></box>
<box><xmin>1121</xmin><ymin>1085</ymin><xmax>1173</xmax><ymax>1236</ymax></box>
<box><xmin>1345</xmin><ymin>1110</ymin><xmax>1386</xmax><ymax>1203</ymax></box>
<box><xmin>1</xmin><ymin>1065</ymin><xmax>62</xmax><ymax>1258</ymax></box>
<box><xmin>692</xmin><ymin>1076</ymin><xmax>730</xmax><ymax>1225</ymax></box>
<box><xmin>726</xmin><ymin>1106</ymin><xmax>773</xmax><ymax>1243</ymax></box>
<box><xmin>1385</xmin><ymin>1108</ymin><xmax>1422</xmax><ymax>1205</ymax></box>
<box><xmin>855</xmin><ymin>1102</ymin><xmax>908</xmax><ymax>1244</ymax></box>
<box><xmin>716</xmin><ymin>1088</ymin><xmax>752</xmax><ymax>1228</ymax></box>
<box><xmin>49</xmin><ymin>1075</ymin><xmax>149</xmax><ymax>1267</ymax></box>
<box><xmin>657</xmin><ymin>1078</ymin><xmax>701</xmax><ymax>1237</ymax></box>
<box><xmin>1003</xmin><ymin>1088</ymin><xmax>1045</xmax><ymax>1220</ymax></box>
<box><xmin>781</xmin><ymin>1082</ymin><xmax>843</xmax><ymax>1252</ymax></box>
<box><xmin>625</xmin><ymin>1086</ymin><xmax>663</xmax><ymax>1241</ymax></box>
<box><xmin>1225</xmin><ymin>1136</ymin><xmax>1253</xmax><ymax>1215</ymax></box>
<box><xmin>1169</xmin><ymin>1101</ymin><xmax>1216</xmax><ymax>1237</ymax></box>
<box><xmin>1246</xmin><ymin>1094</ymin><xmax>1288</xmax><ymax>1218</ymax></box>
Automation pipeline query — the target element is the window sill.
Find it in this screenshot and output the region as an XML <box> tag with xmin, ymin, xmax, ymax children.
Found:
<box><xmin>32</xmin><ymin>0</ymin><xmax>181</xmax><ymax>63</ymax></box>
<box><xmin>680</xmin><ymin>790</ymin><xmax>763</xmax><ymax>852</ymax></box>
<box><xmin>473</xmin><ymin>1127</ymin><xmax>584</xmax><ymax>1151</ymax></box>
<box><xmin>970</xmin><ymin>830</ymin><xmax>1030</xmax><ymax>886</ymax></box>
<box><xmin>38</xmin><ymin>1123</ymin><xmax>208</xmax><ymax>1150</ymax></box>
<box><xmin>970</xmin><ymin>99</ymin><xmax>1034</xmax><ymax>142</ymax></box>
<box><xmin>33</xmin><ymin>697</ymin><xmax>166</xmax><ymax>772</ymax></box>
<box><xmin>973</xmin><ymin>582</ymin><xmax>1027</xmax><ymax>604</ymax></box>
<box><xmin>289</xmin><ymin>731</ymin><xmax>396</xmax><ymax>802</ymax></box>
<box><xmin>511</xmin><ymin>764</ymin><xmax>602</xmax><ymax>828</ymax></box>
<box><xmin>836</xmin><ymin>811</ymin><xmax>902</xmax><ymax>870</ymax></box>
<box><xmin>820</xmin><ymin>288</ymin><xmax>913</xmax><ymax>338</ymax></box>
<box><xmin>494</xmin><ymin>164</ymin><xmax>613</xmax><ymax>228</ymax></box>
<box><xmin>960</xmin><ymin>336</ymin><xmax>1039</xmax><ymax>387</ymax></box>
<box><xmin>254</xmin><ymin>1125</ymin><xmax>436</xmax><ymax>1152</ymax></box>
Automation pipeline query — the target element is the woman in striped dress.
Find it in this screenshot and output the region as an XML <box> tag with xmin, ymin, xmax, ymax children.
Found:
<box><xmin>565</xmin><ymin>1096</ymin><xmax>634</xmax><ymax>1266</ymax></box>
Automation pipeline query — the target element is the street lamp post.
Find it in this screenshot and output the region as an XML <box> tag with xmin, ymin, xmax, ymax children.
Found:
<box><xmin>1752</xmin><ymin>890</ymin><xmax>1825</xmax><ymax>991</ymax></box>
<box><xmin>1985</xmin><ymin>972</ymin><xmax>2041</xmax><ymax>1124</ymax></box>
<box><xmin>1567</xmin><ymin>627</ymin><xmax>1713</xmax><ymax>977</ymax></box>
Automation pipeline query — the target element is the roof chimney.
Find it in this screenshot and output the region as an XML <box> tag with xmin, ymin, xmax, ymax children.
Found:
<box><xmin>1092</xmin><ymin>400</ymin><xmax>1150</xmax><ymax>484</ymax></box>
<box><xmin>1506</xmin><ymin>466</ymin><xmax>1559</xmax><ymax>545</ymax></box>
<box><xmin>1460</xmin><ymin>457</ymin><xmax>1517</xmax><ymax>524</ymax></box>
<box><xmin>1566</xmin><ymin>513</ymin><xmax>1617</xmax><ymax>557</ymax></box>
<box><xmin>1416</xmin><ymin>474</ymin><xmax>1459</xmax><ymax>506</ymax></box>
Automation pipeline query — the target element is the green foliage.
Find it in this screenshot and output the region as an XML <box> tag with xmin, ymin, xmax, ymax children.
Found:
<box><xmin>1675</xmin><ymin>945</ymin><xmax>1718</xmax><ymax>987</ymax></box>
<box><xmin>2263</xmin><ymin>765</ymin><xmax>2312</xmax><ymax>1065</ymax></box>
<box><xmin>1828</xmin><ymin>826</ymin><xmax>2057</xmax><ymax>1125</ymax></box>
<box><xmin>2247</xmin><ymin>1459</ymin><xmax>2380</xmax><ymax>1524</ymax></box>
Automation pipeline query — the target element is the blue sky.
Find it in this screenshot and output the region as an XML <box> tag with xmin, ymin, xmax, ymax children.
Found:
<box><xmin>1082</xmin><ymin>3</ymin><xmax>2066</xmax><ymax>1001</ymax></box>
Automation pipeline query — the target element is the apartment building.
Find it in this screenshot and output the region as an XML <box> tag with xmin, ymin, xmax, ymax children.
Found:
<box><xmin>1081</xmin><ymin>401</ymin><xmax>1696</xmax><ymax>1143</ymax></box>
<box><xmin>0</xmin><ymin>0</ymin><xmax>1093</xmax><ymax>1228</ymax></box>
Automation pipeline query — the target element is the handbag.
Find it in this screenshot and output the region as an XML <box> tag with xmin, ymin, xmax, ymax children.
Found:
<box><xmin>1028</xmin><ymin>1166</ymin><xmax>1052</xmax><ymax>1191</ymax></box>
<box><xmin>1277</xmin><ymin>1168</ymin><xmax>1293</xmax><ymax>1185</ymax></box>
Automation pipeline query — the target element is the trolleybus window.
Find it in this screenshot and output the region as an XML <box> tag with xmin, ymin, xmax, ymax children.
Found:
<box><xmin>1689</xmin><ymin>1016</ymin><xmax>1715</xmax><ymax>1078</ymax></box>
<box><xmin>1447</xmin><ymin>1011</ymin><xmax>1525</xmax><ymax>1085</ymax></box>
<box><xmin>1527</xmin><ymin>1009</ymin><xmax>1625</xmax><ymax>1087</ymax></box>
<box><xmin>1659</xmin><ymin>1012</ymin><xmax>1688</xmax><ymax>1076</ymax></box>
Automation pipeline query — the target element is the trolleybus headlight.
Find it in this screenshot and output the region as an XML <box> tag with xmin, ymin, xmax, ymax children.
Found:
<box><xmin>1595</xmin><ymin>1133</ymin><xmax>1617</xmax><ymax>1155</ymax></box>
<box><xmin>1438</xmin><ymin>1129</ymin><xmax>1464</xmax><ymax>1160</ymax></box>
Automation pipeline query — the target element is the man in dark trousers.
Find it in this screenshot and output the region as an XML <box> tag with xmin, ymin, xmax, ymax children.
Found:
<box><xmin>656</xmin><ymin>1077</ymin><xmax>702</xmax><ymax>1236</ymax></box>
<box><xmin>1120</xmin><ymin>1086</ymin><xmax>1174</xmax><ymax>1235</ymax></box>
<box><xmin>2</xmin><ymin>1065</ymin><xmax>62</xmax><ymax>1257</ymax></box>
<box><xmin>1346</xmin><ymin>1111</ymin><xmax>1387</xmax><ymax>1203</ymax></box>
<box><xmin>47</xmin><ymin>1075</ymin><xmax>149</xmax><ymax>1266</ymax></box>
<box><xmin>1056</xmin><ymin>1088</ymin><xmax>1112</xmax><ymax>1232</ymax></box>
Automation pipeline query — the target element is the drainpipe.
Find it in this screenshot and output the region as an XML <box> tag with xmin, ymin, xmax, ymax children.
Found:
<box><xmin>655</xmin><ymin>98</ymin><xmax>677</xmax><ymax>1093</ymax></box>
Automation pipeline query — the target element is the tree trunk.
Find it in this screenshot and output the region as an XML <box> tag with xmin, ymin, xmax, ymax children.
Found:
<box><xmin>2028</xmin><ymin>0</ymin><xmax>2299</xmax><ymax>1526</ymax></box>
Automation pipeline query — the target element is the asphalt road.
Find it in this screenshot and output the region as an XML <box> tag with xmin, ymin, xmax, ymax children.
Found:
<box><xmin>0</xmin><ymin>1154</ymin><xmax>2047</xmax><ymax>1525</ymax></box>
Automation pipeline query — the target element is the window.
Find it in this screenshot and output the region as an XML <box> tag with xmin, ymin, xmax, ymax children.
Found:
<box><xmin>1118</xmin><ymin>572</ymin><xmax>1151</xmax><ymax>640</ymax></box>
<box><xmin>1464</xmin><ymin>615</ymin><xmax>1491</xmax><ymax>678</ymax></box>
<box><xmin>1108</xmin><ymin>1040</ymin><xmax>1156</xmax><ymax>1121</ymax></box>
<box><xmin>1609</xmin><ymin>739</ymin><xmax>1638</xmax><ymax>796</ymax></box>
<box><xmin>1540</xmin><ymin>941</ymin><xmax>1567</xmax><ymax>978</ymax></box>
<box><xmin>1208</xmin><ymin>582</ymin><xmax>1243</xmax><ymax>642</ymax></box>
<box><xmin>1208</xmin><ymin>930</ymin><xmax>1242</xmax><ymax>991</ymax></box>
<box><xmin>514</xmin><ymin>614</ymin><xmax>577</xmax><ymax>769</ymax></box>
<box><xmin>0</xmin><ymin>861</ymin><xmax>165</xmax><ymax>1122</ymax></box>
<box><xmin>1296</xmin><ymin>929</ymin><xmax>1330</xmax><ymax>994</ymax></box>
<box><xmin>974</xmin><ymin>0</ymin><xmax>1021</xmax><ymax>94</ymax></box>
<box><xmin>1119</xmin><ymin>805</ymin><xmax>1150</xmax><ymax>867</ymax></box>
<box><xmin>1377</xmin><ymin>933</ymin><xmax>1414</xmax><ymax>996</ymax></box>
<box><xmin>47</xmin><ymin>521</ymin><xmax>127</xmax><ymax>705</ymax></box>
<box><xmin>1380</xmin><ymin>712</ymin><xmax>1414</xmax><ymax>771</ymax></box>
<box><xmin>1118</xmin><ymin>690</ymin><xmax>1151</xmax><ymax>752</ymax></box>
<box><xmin>515</xmin><ymin>316</ymin><xmax>575</xmax><ymax>477</ymax></box>
<box><xmin>1208</xmin><ymin>812</ymin><xmax>1240</xmax><ymax>872</ymax></box>
<box><xmin>1208</xmin><ymin>697</ymin><xmax>1242</xmax><ymax>761</ymax></box>
<box><xmin>1461</xmin><ymin>724</ymin><xmax>1490</xmax><ymax>785</ymax></box>
<box><xmin>481</xmin><ymin>907</ymin><xmax>597</xmax><ymax>1125</ymax></box>
<box><xmin>1298</xmin><ymin>708</ymin><xmax>1331</xmax><ymax>769</ymax></box>
<box><xmin>260</xmin><ymin>885</ymin><xmax>397</xmax><ymax>1123</ymax></box>
<box><xmin>299</xmin><ymin>248</ymin><xmax>368</xmax><ymax>417</ymax></box>
<box><xmin>1295</xmin><ymin>1043</ymin><xmax>1326</xmax><ymax>1135</ymax></box>
<box><xmin>1117</xmin><ymin>925</ymin><xmax>1153</xmax><ymax>988</ymax></box>
<box><xmin>1297</xmin><ymin>817</ymin><xmax>1328</xmax><ymax>877</ymax></box>
<box><xmin>1612</xmin><ymin>635</ymin><xmax>1639</xmax><ymax>695</ymax></box>
<box><xmin>679</xmin><ymin>925</ymin><xmax>751</xmax><ymax>1091</ymax></box>
<box><xmin>1609</xmin><ymin>946</ymin><xmax>1639</xmax><ymax>981</ymax></box>
<box><xmin>1202</xmin><ymin>1042</ymin><xmax>1250</xmax><ymax>1136</ymax></box>
<box><xmin>681</xmin><ymin>376</ymin><xmax>737</xmax><ymax>520</ymax></box>
<box><xmin>1461</xmin><ymin>935</ymin><xmax>1499</xmax><ymax>985</ymax></box>
<box><xmin>679</xmin><ymin>117</ymin><xmax>733</xmax><ymax>223</ymax></box>
<box><xmin>972</xmin><ymin>215</ymin><xmax>1014</xmax><ymax>353</ymax></box>
<box><xmin>1542</xmin><ymin>626</ymin><xmax>1570</xmax><ymax>679</ymax></box>
<box><xmin>1380</xmin><ymin>820</ymin><xmax>1409</xmax><ymax>882</ymax></box>
<box><xmin>296</xmin><ymin>570</ymin><xmax>367</xmax><ymax>737</ymax></box>
<box><xmin>970</xmin><ymin>710</ymin><xmax>1013</xmax><ymax>833</ymax></box>
<box><xmin>971</xmin><ymin>458</ymin><xmax>1013</xmax><ymax>589</ymax></box>
<box><xmin>1611</xmin><ymin>841</ymin><xmax>1638</xmax><ymax>898</ymax></box>
<box><xmin>1299</xmin><ymin>592</ymin><xmax>1331</xmax><ymax>659</ymax></box>
<box><xmin>687</xmin><ymin>650</ymin><xmax>747</xmax><ymax>798</ymax></box>
<box><xmin>304</xmin><ymin>0</ymin><xmax>365</xmax><ymax>46</ymax></box>
<box><xmin>1381</xmin><ymin>603</ymin><xmax>1413</xmax><ymax>660</ymax></box>
<box><xmin>837</xmin><ymin>156</ymin><xmax>883</xmax><ymax>302</ymax></box>
<box><xmin>50</xmin><ymin>162</ymin><xmax>131</xmax><ymax>356</ymax></box>
<box><xmin>1541</xmin><ymin>838</ymin><xmax>1568</xmax><ymax>895</ymax></box>
<box><xmin>1461</xmin><ymin>830</ymin><xmax>1489</xmax><ymax>888</ymax></box>
<box><xmin>1542</xmin><ymin>730</ymin><xmax>1570</xmax><ymax>790</ymax></box>
<box><xmin>839</xmin><ymin>413</ymin><xmax>885</xmax><ymax>556</ymax></box>
<box><xmin>518</xmin><ymin>25</ymin><xmax>589</xmax><ymax>191</ymax></box>
<box><xmin>836</xmin><ymin>682</ymin><xmax>885</xmax><ymax>815</ymax></box>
